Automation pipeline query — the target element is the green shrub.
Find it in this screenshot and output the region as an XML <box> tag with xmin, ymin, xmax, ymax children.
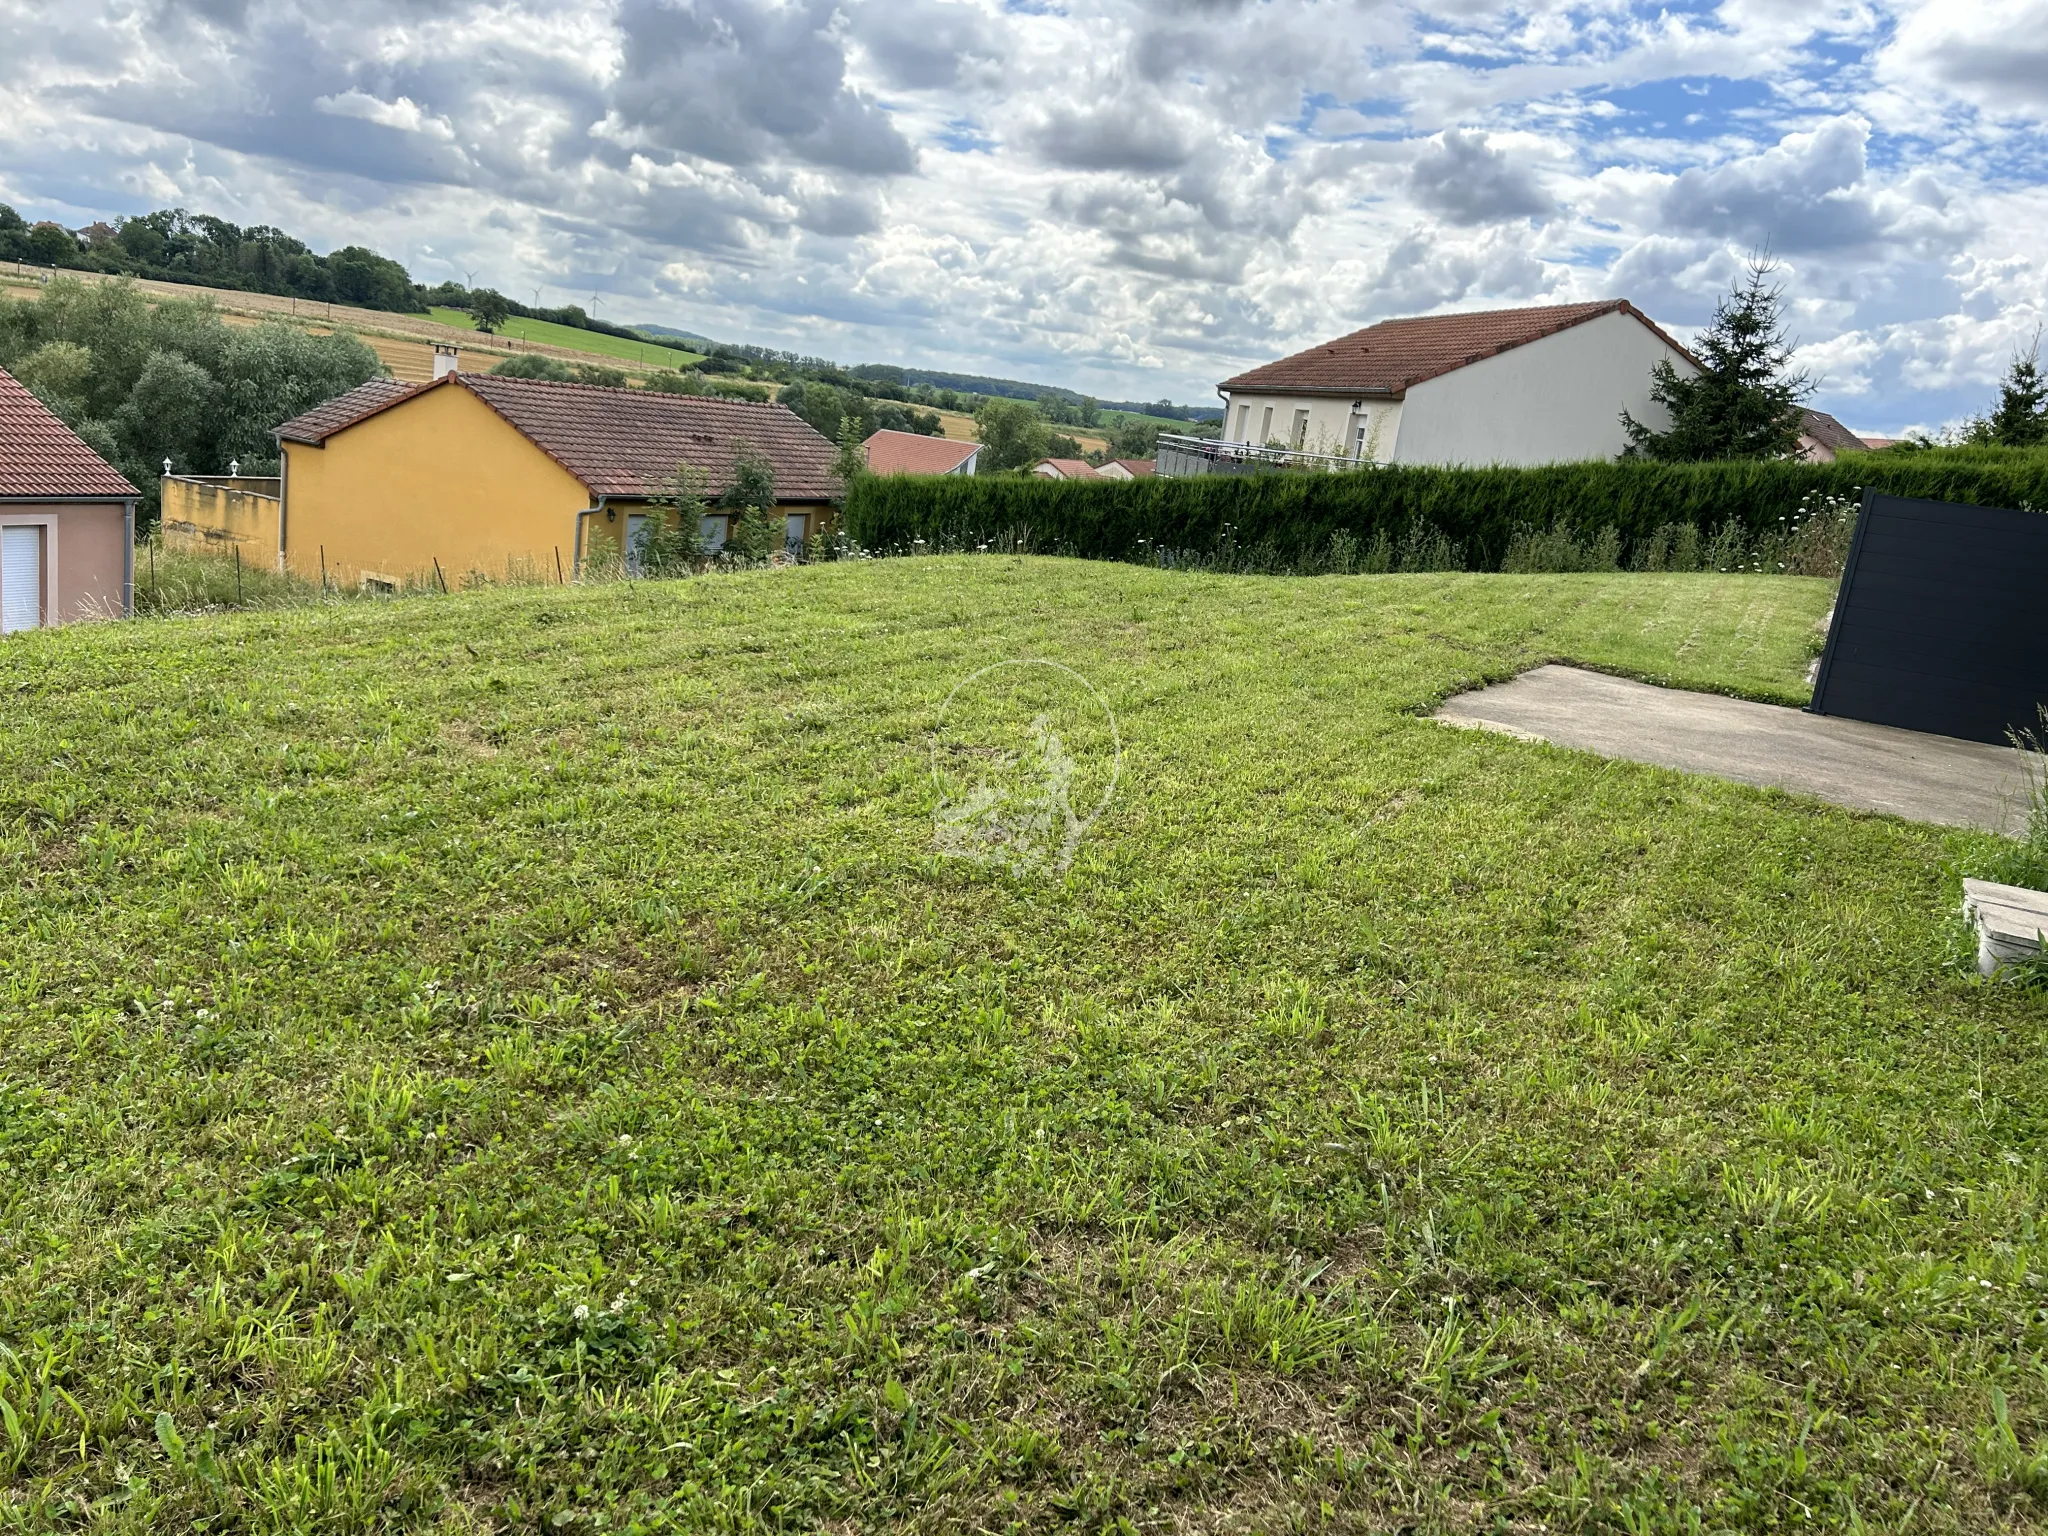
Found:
<box><xmin>843</xmin><ymin>448</ymin><xmax>2048</xmax><ymax>572</ymax></box>
<box><xmin>489</xmin><ymin>354</ymin><xmax>626</xmax><ymax>388</ymax></box>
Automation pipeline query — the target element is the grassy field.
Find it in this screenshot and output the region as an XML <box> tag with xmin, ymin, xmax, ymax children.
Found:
<box><xmin>930</xmin><ymin>409</ymin><xmax>1111</xmax><ymax>456</ymax></box>
<box><xmin>3</xmin><ymin>561</ymin><xmax>2044</xmax><ymax>1533</ymax></box>
<box><xmin>424</xmin><ymin>309</ymin><xmax>707</xmax><ymax>371</ymax></box>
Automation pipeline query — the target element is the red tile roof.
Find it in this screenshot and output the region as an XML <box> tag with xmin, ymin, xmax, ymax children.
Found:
<box><xmin>1105</xmin><ymin>458</ymin><xmax>1155</xmax><ymax>477</ymax></box>
<box><xmin>275</xmin><ymin>378</ymin><xmax>418</xmax><ymax>446</ymax></box>
<box><xmin>276</xmin><ymin>374</ymin><xmax>841</xmax><ymax>502</ymax></box>
<box><xmin>1032</xmin><ymin>458</ymin><xmax>1100</xmax><ymax>480</ymax></box>
<box><xmin>863</xmin><ymin>429</ymin><xmax>979</xmax><ymax>475</ymax></box>
<box><xmin>0</xmin><ymin>366</ymin><xmax>139</xmax><ymax>499</ymax></box>
<box><xmin>1798</xmin><ymin>409</ymin><xmax>1868</xmax><ymax>456</ymax></box>
<box><xmin>1218</xmin><ymin>300</ymin><xmax>1693</xmax><ymax>397</ymax></box>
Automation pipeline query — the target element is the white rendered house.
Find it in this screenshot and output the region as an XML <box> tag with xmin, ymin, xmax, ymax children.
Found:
<box><xmin>1215</xmin><ymin>301</ymin><xmax>1697</xmax><ymax>467</ymax></box>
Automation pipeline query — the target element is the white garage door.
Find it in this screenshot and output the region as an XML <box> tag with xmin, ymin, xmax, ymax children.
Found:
<box><xmin>1</xmin><ymin>525</ymin><xmax>42</xmax><ymax>633</ymax></box>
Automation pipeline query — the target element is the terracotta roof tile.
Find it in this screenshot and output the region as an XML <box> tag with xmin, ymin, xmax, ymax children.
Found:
<box><xmin>276</xmin><ymin>374</ymin><xmax>841</xmax><ymax>502</ymax></box>
<box><xmin>1219</xmin><ymin>300</ymin><xmax>1692</xmax><ymax>396</ymax></box>
<box><xmin>863</xmin><ymin>429</ymin><xmax>979</xmax><ymax>475</ymax></box>
<box><xmin>0</xmin><ymin>367</ymin><xmax>139</xmax><ymax>499</ymax></box>
<box><xmin>1106</xmin><ymin>458</ymin><xmax>1155</xmax><ymax>477</ymax></box>
<box><xmin>1032</xmin><ymin>458</ymin><xmax>1100</xmax><ymax>479</ymax></box>
<box><xmin>274</xmin><ymin>378</ymin><xmax>421</xmax><ymax>446</ymax></box>
<box><xmin>1798</xmin><ymin>409</ymin><xmax>1869</xmax><ymax>455</ymax></box>
<box><xmin>465</xmin><ymin>376</ymin><xmax>840</xmax><ymax>501</ymax></box>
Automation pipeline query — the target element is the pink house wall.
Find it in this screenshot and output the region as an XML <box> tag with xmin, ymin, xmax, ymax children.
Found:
<box><xmin>0</xmin><ymin>500</ymin><xmax>132</xmax><ymax>625</ymax></box>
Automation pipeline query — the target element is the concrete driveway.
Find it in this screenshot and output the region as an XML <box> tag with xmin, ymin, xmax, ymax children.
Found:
<box><xmin>1435</xmin><ymin>664</ymin><xmax>2039</xmax><ymax>836</ymax></box>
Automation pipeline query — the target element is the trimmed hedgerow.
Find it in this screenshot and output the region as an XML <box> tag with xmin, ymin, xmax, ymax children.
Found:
<box><xmin>843</xmin><ymin>448</ymin><xmax>2048</xmax><ymax>570</ymax></box>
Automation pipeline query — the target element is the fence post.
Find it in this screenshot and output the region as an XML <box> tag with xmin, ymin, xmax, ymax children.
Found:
<box><xmin>555</xmin><ymin>546</ymin><xmax>564</xmax><ymax>585</ymax></box>
<box><xmin>433</xmin><ymin>557</ymin><xmax>448</xmax><ymax>594</ymax></box>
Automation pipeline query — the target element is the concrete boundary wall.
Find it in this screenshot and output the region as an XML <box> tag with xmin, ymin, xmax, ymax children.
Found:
<box><xmin>160</xmin><ymin>475</ymin><xmax>282</xmax><ymax>565</ymax></box>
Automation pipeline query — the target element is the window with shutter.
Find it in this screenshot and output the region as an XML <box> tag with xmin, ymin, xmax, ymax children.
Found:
<box><xmin>1</xmin><ymin>525</ymin><xmax>42</xmax><ymax>633</ymax></box>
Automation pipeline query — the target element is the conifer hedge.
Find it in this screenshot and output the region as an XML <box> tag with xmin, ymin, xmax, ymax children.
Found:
<box><xmin>843</xmin><ymin>449</ymin><xmax>2048</xmax><ymax>570</ymax></box>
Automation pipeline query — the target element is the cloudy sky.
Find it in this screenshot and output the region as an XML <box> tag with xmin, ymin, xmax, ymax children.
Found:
<box><xmin>2</xmin><ymin>0</ymin><xmax>2045</xmax><ymax>430</ymax></box>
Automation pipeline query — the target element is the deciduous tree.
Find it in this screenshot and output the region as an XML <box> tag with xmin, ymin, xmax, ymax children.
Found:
<box><xmin>973</xmin><ymin>397</ymin><xmax>1050</xmax><ymax>473</ymax></box>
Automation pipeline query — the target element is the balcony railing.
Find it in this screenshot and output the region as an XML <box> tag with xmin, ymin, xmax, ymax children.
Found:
<box><xmin>1155</xmin><ymin>433</ymin><xmax>1381</xmax><ymax>478</ymax></box>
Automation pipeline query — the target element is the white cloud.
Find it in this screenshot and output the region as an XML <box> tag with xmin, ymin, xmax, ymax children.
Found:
<box><xmin>313</xmin><ymin>90</ymin><xmax>455</xmax><ymax>140</ymax></box>
<box><xmin>1874</xmin><ymin>0</ymin><xmax>2048</xmax><ymax>123</ymax></box>
<box><xmin>0</xmin><ymin>0</ymin><xmax>2041</xmax><ymax>427</ymax></box>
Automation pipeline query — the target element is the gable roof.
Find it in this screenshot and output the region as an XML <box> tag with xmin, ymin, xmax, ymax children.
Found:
<box><xmin>1033</xmin><ymin>458</ymin><xmax>1100</xmax><ymax>480</ymax></box>
<box><xmin>275</xmin><ymin>373</ymin><xmax>840</xmax><ymax>501</ymax></box>
<box><xmin>275</xmin><ymin>378</ymin><xmax>417</xmax><ymax>446</ymax></box>
<box><xmin>1218</xmin><ymin>300</ymin><xmax>1694</xmax><ymax>398</ymax></box>
<box><xmin>1798</xmin><ymin>409</ymin><xmax>1868</xmax><ymax>456</ymax></box>
<box><xmin>1105</xmin><ymin>458</ymin><xmax>1155</xmax><ymax>477</ymax></box>
<box><xmin>863</xmin><ymin>429</ymin><xmax>979</xmax><ymax>475</ymax></box>
<box><xmin>0</xmin><ymin>366</ymin><xmax>139</xmax><ymax>499</ymax></box>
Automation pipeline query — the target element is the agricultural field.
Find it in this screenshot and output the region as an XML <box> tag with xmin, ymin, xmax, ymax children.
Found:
<box><xmin>929</xmin><ymin>408</ymin><xmax>1111</xmax><ymax>456</ymax></box>
<box><xmin>424</xmin><ymin>308</ymin><xmax>706</xmax><ymax>371</ymax></box>
<box><xmin>2</xmin><ymin>561</ymin><xmax>2045</xmax><ymax>1533</ymax></box>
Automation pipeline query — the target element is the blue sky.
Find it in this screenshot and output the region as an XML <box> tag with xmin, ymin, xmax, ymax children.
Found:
<box><xmin>2</xmin><ymin>0</ymin><xmax>2045</xmax><ymax>432</ymax></box>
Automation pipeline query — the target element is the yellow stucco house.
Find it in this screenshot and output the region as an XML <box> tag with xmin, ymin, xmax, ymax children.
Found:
<box><xmin>271</xmin><ymin>371</ymin><xmax>839</xmax><ymax>589</ymax></box>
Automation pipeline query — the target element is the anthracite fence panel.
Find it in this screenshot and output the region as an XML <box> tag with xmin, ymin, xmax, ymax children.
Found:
<box><xmin>1809</xmin><ymin>492</ymin><xmax>2048</xmax><ymax>746</ymax></box>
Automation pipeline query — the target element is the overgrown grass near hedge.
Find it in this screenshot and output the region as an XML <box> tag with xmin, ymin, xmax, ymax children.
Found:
<box><xmin>844</xmin><ymin>447</ymin><xmax>2048</xmax><ymax>570</ymax></box>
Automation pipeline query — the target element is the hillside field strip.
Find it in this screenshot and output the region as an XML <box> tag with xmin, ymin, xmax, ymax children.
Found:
<box><xmin>424</xmin><ymin>308</ymin><xmax>707</xmax><ymax>372</ymax></box>
<box><xmin>2</xmin><ymin>562</ymin><xmax>2045</xmax><ymax>1532</ymax></box>
<box><xmin>0</xmin><ymin>268</ymin><xmax>689</xmax><ymax>384</ymax></box>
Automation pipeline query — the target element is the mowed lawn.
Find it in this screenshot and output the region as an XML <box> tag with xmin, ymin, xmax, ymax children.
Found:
<box><xmin>422</xmin><ymin>309</ymin><xmax>707</xmax><ymax>372</ymax></box>
<box><xmin>3</xmin><ymin>561</ymin><xmax>2044</xmax><ymax>1534</ymax></box>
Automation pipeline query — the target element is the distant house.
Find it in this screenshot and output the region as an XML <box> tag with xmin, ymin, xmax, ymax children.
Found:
<box><xmin>1213</xmin><ymin>300</ymin><xmax>1696</xmax><ymax>467</ymax></box>
<box><xmin>1030</xmin><ymin>459</ymin><xmax>1100</xmax><ymax>481</ymax></box>
<box><xmin>864</xmin><ymin>429</ymin><xmax>978</xmax><ymax>476</ymax></box>
<box><xmin>1096</xmin><ymin>458</ymin><xmax>1154</xmax><ymax>481</ymax></box>
<box><xmin>0</xmin><ymin>366</ymin><xmax>136</xmax><ymax>631</ymax></box>
<box><xmin>1796</xmin><ymin>410</ymin><xmax>1872</xmax><ymax>463</ymax></box>
<box><xmin>271</xmin><ymin>370</ymin><xmax>838</xmax><ymax>588</ymax></box>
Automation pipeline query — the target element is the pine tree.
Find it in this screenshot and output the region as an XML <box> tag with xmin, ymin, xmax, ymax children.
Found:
<box><xmin>1985</xmin><ymin>335</ymin><xmax>2047</xmax><ymax>448</ymax></box>
<box><xmin>1622</xmin><ymin>255</ymin><xmax>1812</xmax><ymax>461</ymax></box>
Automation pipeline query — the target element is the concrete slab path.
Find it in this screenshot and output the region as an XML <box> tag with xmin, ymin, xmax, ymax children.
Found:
<box><xmin>1435</xmin><ymin>664</ymin><xmax>2038</xmax><ymax>835</ymax></box>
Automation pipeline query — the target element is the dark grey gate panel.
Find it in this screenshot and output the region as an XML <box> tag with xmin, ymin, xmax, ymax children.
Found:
<box><xmin>1809</xmin><ymin>492</ymin><xmax>2048</xmax><ymax>746</ymax></box>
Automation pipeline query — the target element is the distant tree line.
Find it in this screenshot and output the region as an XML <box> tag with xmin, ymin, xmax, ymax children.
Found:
<box><xmin>0</xmin><ymin>277</ymin><xmax>382</xmax><ymax>521</ymax></box>
<box><xmin>854</xmin><ymin>361</ymin><xmax>1221</xmax><ymax>423</ymax></box>
<box><xmin>1</xmin><ymin>204</ymin><xmax>425</xmax><ymax>313</ymax></box>
<box><xmin>777</xmin><ymin>380</ymin><xmax>943</xmax><ymax>443</ymax></box>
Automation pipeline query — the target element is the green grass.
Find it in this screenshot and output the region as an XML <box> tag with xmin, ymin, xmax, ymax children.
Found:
<box><xmin>423</xmin><ymin>308</ymin><xmax>706</xmax><ymax>371</ymax></box>
<box><xmin>4</xmin><ymin>561</ymin><xmax>2046</xmax><ymax>1533</ymax></box>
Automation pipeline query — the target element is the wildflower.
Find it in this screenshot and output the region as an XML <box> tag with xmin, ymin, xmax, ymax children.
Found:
<box><xmin>573</xmin><ymin>1303</ymin><xmax>590</xmax><ymax>1321</ymax></box>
